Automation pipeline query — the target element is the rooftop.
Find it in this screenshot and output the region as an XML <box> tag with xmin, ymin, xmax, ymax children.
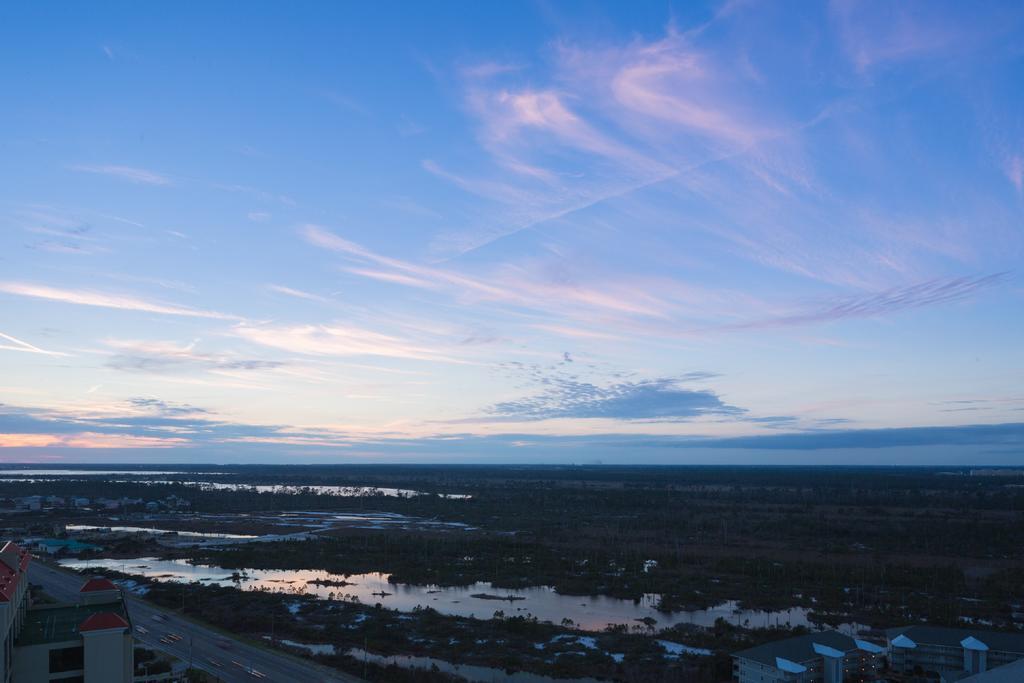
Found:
<box><xmin>0</xmin><ymin>541</ymin><xmax>30</xmax><ymax>602</ymax></box>
<box><xmin>733</xmin><ymin>631</ymin><xmax>871</xmax><ymax>668</ymax></box>
<box><xmin>17</xmin><ymin>602</ymin><xmax>130</xmax><ymax>646</ymax></box>
<box><xmin>79</xmin><ymin>611</ymin><xmax>129</xmax><ymax>632</ymax></box>
<box><xmin>79</xmin><ymin>577</ymin><xmax>118</xmax><ymax>593</ymax></box>
<box><xmin>886</xmin><ymin>626</ymin><xmax>1024</xmax><ymax>655</ymax></box>
<box><xmin>961</xmin><ymin>658</ymin><xmax>1024</xmax><ymax>682</ymax></box>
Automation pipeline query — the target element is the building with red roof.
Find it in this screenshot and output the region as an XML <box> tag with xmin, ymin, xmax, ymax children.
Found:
<box><xmin>0</xmin><ymin>541</ymin><xmax>31</xmax><ymax>601</ymax></box>
<box><xmin>0</xmin><ymin>541</ymin><xmax>133</xmax><ymax>683</ymax></box>
<box><xmin>79</xmin><ymin>577</ymin><xmax>118</xmax><ymax>594</ymax></box>
<box><xmin>78</xmin><ymin>577</ymin><xmax>123</xmax><ymax>608</ymax></box>
<box><xmin>78</xmin><ymin>611</ymin><xmax>130</xmax><ymax>632</ymax></box>
<box><xmin>0</xmin><ymin>542</ymin><xmax>31</xmax><ymax>682</ymax></box>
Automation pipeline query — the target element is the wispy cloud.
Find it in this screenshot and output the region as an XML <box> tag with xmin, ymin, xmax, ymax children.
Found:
<box><xmin>305</xmin><ymin>225</ymin><xmax>1005</xmax><ymax>339</ymax></box>
<box><xmin>7</xmin><ymin>205</ymin><xmax>111</xmax><ymax>256</ymax></box>
<box><xmin>103</xmin><ymin>339</ymin><xmax>283</xmax><ymax>376</ymax></box>
<box><xmin>426</xmin><ymin>17</ymin><xmax>1018</xmax><ymax>303</ymax></box>
<box><xmin>825</xmin><ymin>0</ymin><xmax>1018</xmax><ymax>75</ymax></box>
<box><xmin>1004</xmin><ymin>155</ymin><xmax>1023</xmax><ymax>193</ymax></box>
<box><xmin>321</xmin><ymin>90</ymin><xmax>369</xmax><ymax>115</ymax></box>
<box><xmin>266</xmin><ymin>284</ymin><xmax>330</xmax><ymax>303</ymax></box>
<box><xmin>67</xmin><ymin>164</ymin><xmax>172</xmax><ymax>186</ymax></box>
<box><xmin>303</xmin><ymin>225</ymin><xmax>677</xmax><ymax>320</ymax></box>
<box><xmin>126</xmin><ymin>397</ymin><xmax>211</xmax><ymax>416</ymax></box>
<box><xmin>303</xmin><ymin>225</ymin><xmax>507</xmax><ymax>299</ymax></box>
<box><xmin>460</xmin><ymin>61</ymin><xmax>524</xmax><ymax>79</ymax></box>
<box><xmin>424</xmin><ymin>26</ymin><xmax>796</xmax><ymax>256</ymax></box>
<box><xmin>529</xmin><ymin>323</ymin><xmax>625</xmax><ymax>341</ymax></box>
<box><xmin>342</xmin><ymin>267</ymin><xmax>439</xmax><ymax>289</ymax></box>
<box><xmin>0</xmin><ymin>282</ymin><xmax>240</xmax><ymax>320</ymax></box>
<box><xmin>471</xmin><ymin>88</ymin><xmax>669</xmax><ymax>174</ymax></box>
<box><xmin>209</xmin><ymin>183</ymin><xmax>296</xmax><ymax>206</ymax></box>
<box><xmin>233</xmin><ymin>321</ymin><xmax>467</xmax><ymax>364</ymax></box>
<box><xmin>0</xmin><ymin>331</ymin><xmax>70</xmax><ymax>357</ymax></box>
<box><xmin>829</xmin><ymin>0</ymin><xmax>954</xmax><ymax>73</ymax></box>
<box><xmin>591</xmin><ymin>31</ymin><xmax>772</xmax><ymax>147</ymax></box>
<box><xmin>99</xmin><ymin>273</ymin><xmax>198</xmax><ymax>294</ymax></box>
<box><xmin>426</xmin><ymin>78</ymin><xmax>679</xmax><ymax>253</ymax></box>
<box><xmin>719</xmin><ymin>273</ymin><xmax>1008</xmax><ymax>330</ymax></box>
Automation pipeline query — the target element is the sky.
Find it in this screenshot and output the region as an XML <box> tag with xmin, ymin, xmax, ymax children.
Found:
<box><xmin>1</xmin><ymin>1</ymin><xmax>1023</xmax><ymax>464</ymax></box>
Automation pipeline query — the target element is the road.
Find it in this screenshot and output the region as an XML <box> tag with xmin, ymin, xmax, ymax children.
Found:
<box><xmin>29</xmin><ymin>561</ymin><xmax>363</xmax><ymax>683</ymax></box>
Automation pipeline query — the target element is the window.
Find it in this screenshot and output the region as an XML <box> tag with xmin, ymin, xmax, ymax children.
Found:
<box><xmin>48</xmin><ymin>646</ymin><xmax>83</xmax><ymax>674</ymax></box>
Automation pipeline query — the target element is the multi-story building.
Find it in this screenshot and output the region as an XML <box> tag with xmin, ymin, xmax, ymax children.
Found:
<box><xmin>732</xmin><ymin>630</ymin><xmax>884</xmax><ymax>683</ymax></box>
<box><xmin>0</xmin><ymin>541</ymin><xmax>133</xmax><ymax>683</ymax></box>
<box><xmin>886</xmin><ymin>625</ymin><xmax>1024</xmax><ymax>682</ymax></box>
<box><xmin>959</xmin><ymin>657</ymin><xmax>1024</xmax><ymax>682</ymax></box>
<box><xmin>15</xmin><ymin>577</ymin><xmax>134</xmax><ymax>683</ymax></box>
<box><xmin>1</xmin><ymin>542</ymin><xmax>31</xmax><ymax>683</ymax></box>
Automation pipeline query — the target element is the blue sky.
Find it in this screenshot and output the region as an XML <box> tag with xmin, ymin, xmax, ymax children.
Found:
<box><xmin>1</xmin><ymin>1</ymin><xmax>1022</xmax><ymax>464</ymax></box>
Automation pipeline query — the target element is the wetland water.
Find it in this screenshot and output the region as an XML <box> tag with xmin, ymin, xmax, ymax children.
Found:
<box><xmin>64</xmin><ymin>511</ymin><xmax>474</xmax><ymax>541</ymax></box>
<box><xmin>65</xmin><ymin>524</ymin><xmax>258</xmax><ymax>540</ymax></box>
<box><xmin>0</xmin><ymin>469</ymin><xmax>201</xmax><ymax>476</ymax></box>
<box><xmin>129</xmin><ymin>481</ymin><xmax>472</xmax><ymax>498</ymax></box>
<box><xmin>0</xmin><ymin>471</ymin><xmax>470</xmax><ymax>499</ymax></box>
<box><xmin>61</xmin><ymin>556</ymin><xmax>865</xmax><ymax>633</ymax></box>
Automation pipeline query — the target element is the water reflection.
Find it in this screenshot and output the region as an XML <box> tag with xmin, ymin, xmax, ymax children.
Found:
<box><xmin>66</xmin><ymin>524</ymin><xmax>257</xmax><ymax>539</ymax></box>
<box><xmin>60</xmin><ymin>557</ymin><xmax>867</xmax><ymax>633</ymax></box>
<box><xmin>0</xmin><ymin>473</ymin><xmax>471</xmax><ymax>499</ymax></box>
<box><xmin>0</xmin><ymin>469</ymin><xmax>200</xmax><ymax>476</ymax></box>
<box><xmin>139</xmin><ymin>482</ymin><xmax>473</xmax><ymax>499</ymax></box>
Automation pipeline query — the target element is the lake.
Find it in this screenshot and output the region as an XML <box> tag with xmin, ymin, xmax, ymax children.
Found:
<box><xmin>60</xmin><ymin>556</ymin><xmax>867</xmax><ymax>633</ymax></box>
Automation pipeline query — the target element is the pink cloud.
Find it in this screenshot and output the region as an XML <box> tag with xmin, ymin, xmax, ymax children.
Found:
<box><xmin>1004</xmin><ymin>155</ymin><xmax>1023</xmax><ymax>192</ymax></box>
<box><xmin>303</xmin><ymin>225</ymin><xmax>686</xmax><ymax>322</ymax></box>
<box><xmin>0</xmin><ymin>282</ymin><xmax>239</xmax><ymax>320</ymax></box>
<box><xmin>829</xmin><ymin>0</ymin><xmax>973</xmax><ymax>73</ymax></box>
<box><xmin>0</xmin><ymin>432</ymin><xmax>186</xmax><ymax>448</ymax></box>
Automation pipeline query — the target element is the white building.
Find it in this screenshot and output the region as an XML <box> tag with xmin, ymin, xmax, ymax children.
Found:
<box><xmin>887</xmin><ymin>625</ymin><xmax>1024</xmax><ymax>681</ymax></box>
<box><xmin>732</xmin><ymin>631</ymin><xmax>883</xmax><ymax>683</ymax></box>
<box><xmin>960</xmin><ymin>657</ymin><xmax>1024</xmax><ymax>682</ymax></box>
